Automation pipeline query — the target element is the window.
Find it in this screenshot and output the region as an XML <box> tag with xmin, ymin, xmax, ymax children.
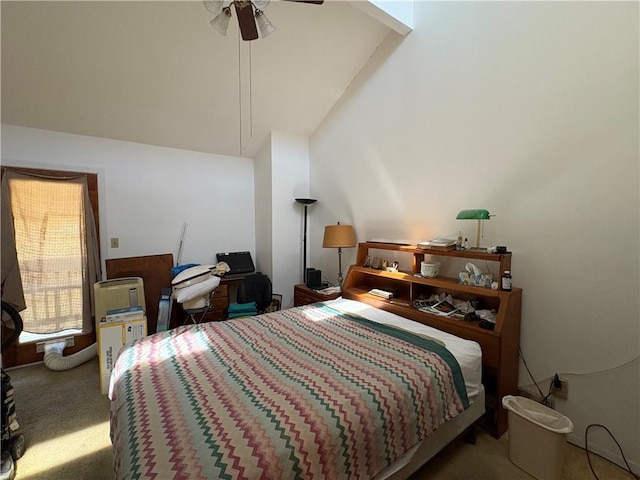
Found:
<box><xmin>1</xmin><ymin>168</ymin><xmax>100</xmax><ymax>346</ymax></box>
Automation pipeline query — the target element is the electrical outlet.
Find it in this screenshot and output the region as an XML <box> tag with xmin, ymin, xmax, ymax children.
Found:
<box><xmin>550</xmin><ymin>375</ymin><xmax>568</xmax><ymax>400</ymax></box>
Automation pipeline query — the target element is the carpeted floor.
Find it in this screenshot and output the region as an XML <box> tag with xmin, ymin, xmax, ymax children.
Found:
<box><xmin>8</xmin><ymin>358</ymin><xmax>112</xmax><ymax>480</ymax></box>
<box><xmin>6</xmin><ymin>357</ymin><xmax>633</xmax><ymax>480</ymax></box>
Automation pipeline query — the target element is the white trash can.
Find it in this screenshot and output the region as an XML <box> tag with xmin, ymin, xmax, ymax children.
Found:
<box><xmin>502</xmin><ymin>395</ymin><xmax>573</xmax><ymax>480</ymax></box>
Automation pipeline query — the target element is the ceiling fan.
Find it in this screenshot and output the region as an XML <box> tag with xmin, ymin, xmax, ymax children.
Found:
<box><xmin>203</xmin><ymin>0</ymin><xmax>324</xmax><ymax>41</ymax></box>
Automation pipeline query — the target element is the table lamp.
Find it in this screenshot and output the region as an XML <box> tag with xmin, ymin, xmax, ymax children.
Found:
<box><xmin>322</xmin><ymin>222</ymin><xmax>356</xmax><ymax>286</ymax></box>
<box><xmin>456</xmin><ymin>209</ymin><xmax>492</xmax><ymax>249</ymax></box>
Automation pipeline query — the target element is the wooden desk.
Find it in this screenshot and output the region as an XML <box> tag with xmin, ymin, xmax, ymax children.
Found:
<box><xmin>220</xmin><ymin>274</ymin><xmax>248</xmax><ymax>305</ymax></box>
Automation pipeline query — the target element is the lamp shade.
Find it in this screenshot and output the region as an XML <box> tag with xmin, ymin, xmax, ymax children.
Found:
<box><xmin>456</xmin><ymin>209</ymin><xmax>491</xmax><ymax>220</ymax></box>
<box><xmin>295</xmin><ymin>198</ymin><xmax>317</xmax><ymax>205</ymax></box>
<box><xmin>255</xmin><ymin>9</ymin><xmax>275</xmax><ymax>37</ymax></box>
<box><xmin>456</xmin><ymin>209</ymin><xmax>492</xmax><ymax>249</ymax></box>
<box><xmin>323</xmin><ymin>224</ymin><xmax>356</xmax><ymax>248</ymax></box>
<box><xmin>210</xmin><ymin>7</ymin><xmax>231</xmax><ymax>35</ymax></box>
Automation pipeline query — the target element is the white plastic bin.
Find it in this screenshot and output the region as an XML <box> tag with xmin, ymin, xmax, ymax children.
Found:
<box><xmin>502</xmin><ymin>395</ymin><xmax>573</xmax><ymax>480</ymax></box>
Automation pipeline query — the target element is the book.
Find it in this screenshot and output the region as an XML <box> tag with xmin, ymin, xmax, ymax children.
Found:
<box><xmin>422</xmin><ymin>244</ymin><xmax>456</xmax><ymax>251</ymax></box>
<box><xmin>368</xmin><ymin>288</ymin><xmax>394</xmax><ymax>300</ymax></box>
<box><xmin>104</xmin><ymin>305</ymin><xmax>145</xmax><ymax>324</ymax></box>
<box><xmin>417</xmin><ymin>238</ymin><xmax>456</xmax><ymax>251</ymax></box>
<box><xmin>106</xmin><ymin>305</ymin><xmax>143</xmax><ymax>315</ymax></box>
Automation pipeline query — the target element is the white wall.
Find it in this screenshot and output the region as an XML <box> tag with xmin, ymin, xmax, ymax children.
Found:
<box><xmin>310</xmin><ymin>1</ymin><xmax>639</xmax><ymax>469</ymax></box>
<box><xmin>254</xmin><ymin>135</ymin><xmax>273</xmax><ymax>279</ymax></box>
<box><xmin>1</xmin><ymin>125</ymin><xmax>256</xmax><ymax>273</ymax></box>
<box><xmin>255</xmin><ymin>131</ymin><xmax>312</xmax><ymax>308</ymax></box>
<box><xmin>272</xmin><ymin>132</ymin><xmax>312</xmax><ymax>307</ymax></box>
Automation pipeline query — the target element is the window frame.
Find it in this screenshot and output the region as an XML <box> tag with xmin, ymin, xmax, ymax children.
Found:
<box><xmin>1</xmin><ymin>166</ymin><xmax>100</xmax><ymax>367</ymax></box>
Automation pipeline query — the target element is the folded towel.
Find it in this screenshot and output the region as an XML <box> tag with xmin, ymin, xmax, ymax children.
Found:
<box><xmin>228</xmin><ymin>302</ymin><xmax>257</xmax><ymax>314</ymax></box>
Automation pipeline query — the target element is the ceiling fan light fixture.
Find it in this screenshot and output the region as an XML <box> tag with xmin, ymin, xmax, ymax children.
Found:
<box><xmin>255</xmin><ymin>9</ymin><xmax>275</xmax><ymax>38</ymax></box>
<box><xmin>204</xmin><ymin>0</ymin><xmax>321</xmax><ymax>41</ymax></box>
<box><xmin>210</xmin><ymin>6</ymin><xmax>232</xmax><ymax>36</ymax></box>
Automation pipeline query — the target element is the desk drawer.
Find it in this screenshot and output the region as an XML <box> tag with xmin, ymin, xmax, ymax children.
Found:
<box><xmin>210</xmin><ymin>297</ymin><xmax>229</xmax><ymax>311</ymax></box>
<box><xmin>212</xmin><ymin>284</ymin><xmax>228</xmax><ymax>298</ymax></box>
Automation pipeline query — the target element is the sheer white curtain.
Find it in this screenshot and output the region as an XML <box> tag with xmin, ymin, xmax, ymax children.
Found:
<box><xmin>2</xmin><ymin>171</ymin><xmax>100</xmax><ymax>334</ymax></box>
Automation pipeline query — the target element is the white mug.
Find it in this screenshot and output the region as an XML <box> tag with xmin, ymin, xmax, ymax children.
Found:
<box><xmin>421</xmin><ymin>261</ymin><xmax>440</xmax><ymax>278</ymax></box>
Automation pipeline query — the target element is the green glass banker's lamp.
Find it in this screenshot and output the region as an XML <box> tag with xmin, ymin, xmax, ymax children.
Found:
<box><xmin>456</xmin><ymin>209</ymin><xmax>492</xmax><ymax>250</ymax></box>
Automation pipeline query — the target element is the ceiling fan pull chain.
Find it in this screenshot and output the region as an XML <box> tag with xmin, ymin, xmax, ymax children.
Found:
<box><xmin>238</xmin><ymin>31</ymin><xmax>243</xmax><ymax>155</ymax></box>
<box><xmin>249</xmin><ymin>41</ymin><xmax>253</xmax><ymax>140</ymax></box>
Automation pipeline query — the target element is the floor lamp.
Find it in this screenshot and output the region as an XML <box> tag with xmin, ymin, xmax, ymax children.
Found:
<box><xmin>295</xmin><ymin>198</ymin><xmax>317</xmax><ymax>284</ymax></box>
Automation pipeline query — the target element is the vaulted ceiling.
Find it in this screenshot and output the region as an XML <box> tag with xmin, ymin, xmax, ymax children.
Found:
<box><xmin>1</xmin><ymin>1</ymin><xmax>397</xmax><ymax>158</ymax></box>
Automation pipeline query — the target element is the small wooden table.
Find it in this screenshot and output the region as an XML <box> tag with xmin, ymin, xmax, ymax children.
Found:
<box><xmin>294</xmin><ymin>284</ymin><xmax>341</xmax><ymax>307</ymax></box>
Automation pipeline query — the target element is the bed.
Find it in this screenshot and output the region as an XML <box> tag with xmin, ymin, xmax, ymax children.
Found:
<box><xmin>109</xmin><ymin>297</ymin><xmax>484</xmax><ymax>480</ymax></box>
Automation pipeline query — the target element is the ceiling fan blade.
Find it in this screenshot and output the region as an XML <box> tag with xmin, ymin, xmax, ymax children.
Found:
<box><xmin>234</xmin><ymin>2</ymin><xmax>259</xmax><ymax>40</ymax></box>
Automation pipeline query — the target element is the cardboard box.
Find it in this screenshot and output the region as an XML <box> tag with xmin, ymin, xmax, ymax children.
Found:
<box><xmin>98</xmin><ymin>316</ymin><xmax>147</xmax><ymax>395</ymax></box>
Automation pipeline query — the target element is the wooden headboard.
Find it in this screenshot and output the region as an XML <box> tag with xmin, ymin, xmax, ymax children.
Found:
<box><xmin>340</xmin><ymin>242</ymin><xmax>522</xmax><ymax>438</ymax></box>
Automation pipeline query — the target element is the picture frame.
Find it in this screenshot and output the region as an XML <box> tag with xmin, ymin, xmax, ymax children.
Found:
<box><xmin>267</xmin><ymin>294</ymin><xmax>282</xmax><ymax>312</ymax></box>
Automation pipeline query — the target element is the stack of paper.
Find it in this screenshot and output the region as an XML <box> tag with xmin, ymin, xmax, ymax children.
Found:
<box><xmin>418</xmin><ymin>238</ymin><xmax>456</xmax><ymax>250</ymax></box>
<box><xmin>315</xmin><ymin>286</ymin><xmax>342</xmax><ymax>295</ymax></box>
<box><xmin>104</xmin><ymin>306</ymin><xmax>145</xmax><ymax>324</ymax></box>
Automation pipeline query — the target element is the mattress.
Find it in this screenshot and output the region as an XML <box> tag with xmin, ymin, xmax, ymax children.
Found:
<box><xmin>109</xmin><ymin>300</ymin><xmax>483</xmax><ymax>480</ymax></box>
<box><xmin>324</xmin><ymin>298</ymin><xmax>485</xmax><ymax>480</ymax></box>
<box><xmin>325</xmin><ymin>298</ymin><xmax>483</xmax><ymax>402</ymax></box>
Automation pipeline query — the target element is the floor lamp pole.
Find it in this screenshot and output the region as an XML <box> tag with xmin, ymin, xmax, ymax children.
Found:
<box><xmin>295</xmin><ymin>198</ymin><xmax>317</xmax><ymax>284</ymax></box>
<box><xmin>302</xmin><ymin>205</ymin><xmax>309</xmax><ymax>281</ymax></box>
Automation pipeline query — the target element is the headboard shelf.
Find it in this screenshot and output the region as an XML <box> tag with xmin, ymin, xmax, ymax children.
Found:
<box><xmin>342</xmin><ymin>242</ymin><xmax>522</xmax><ymax>438</ymax></box>
<box><xmin>350</xmin><ymin>265</ymin><xmax>503</xmax><ymax>298</ymax></box>
<box><xmin>356</xmin><ymin>241</ymin><xmax>512</xmax><ymax>279</ymax></box>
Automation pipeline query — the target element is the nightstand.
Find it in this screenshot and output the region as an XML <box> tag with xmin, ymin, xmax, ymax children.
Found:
<box><xmin>294</xmin><ymin>284</ymin><xmax>341</xmax><ymax>307</ymax></box>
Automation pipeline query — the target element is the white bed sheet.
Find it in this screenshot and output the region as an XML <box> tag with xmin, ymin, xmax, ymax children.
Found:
<box><xmin>325</xmin><ymin>297</ymin><xmax>483</xmax><ymax>402</ymax></box>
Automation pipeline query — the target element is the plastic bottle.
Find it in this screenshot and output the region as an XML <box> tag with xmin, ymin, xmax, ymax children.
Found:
<box><xmin>501</xmin><ymin>271</ymin><xmax>512</xmax><ymax>291</ymax></box>
<box><xmin>456</xmin><ymin>230</ymin><xmax>463</xmax><ymax>250</ymax></box>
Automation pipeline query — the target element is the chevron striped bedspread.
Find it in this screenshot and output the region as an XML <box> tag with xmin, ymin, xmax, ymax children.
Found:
<box><xmin>109</xmin><ymin>303</ymin><xmax>469</xmax><ymax>480</ymax></box>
